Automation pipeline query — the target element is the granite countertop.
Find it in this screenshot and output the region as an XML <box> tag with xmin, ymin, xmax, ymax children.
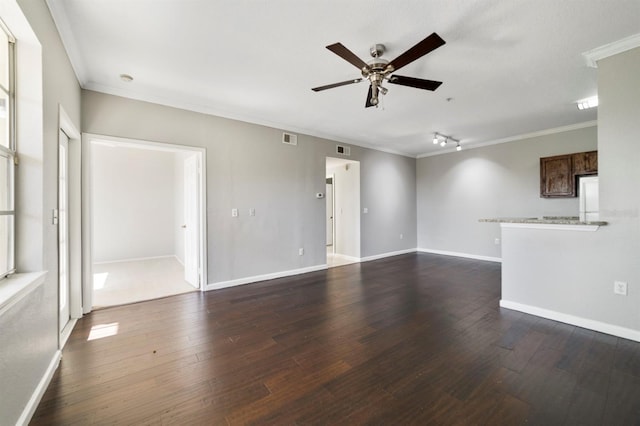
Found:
<box><xmin>479</xmin><ymin>216</ymin><xmax>608</xmax><ymax>226</ymax></box>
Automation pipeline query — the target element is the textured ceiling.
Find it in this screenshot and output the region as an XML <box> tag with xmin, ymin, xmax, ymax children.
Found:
<box><xmin>47</xmin><ymin>0</ymin><xmax>640</xmax><ymax>157</ymax></box>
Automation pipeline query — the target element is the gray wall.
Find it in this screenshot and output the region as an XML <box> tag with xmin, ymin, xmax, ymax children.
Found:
<box><xmin>502</xmin><ymin>47</ymin><xmax>640</xmax><ymax>335</ymax></box>
<box><xmin>360</xmin><ymin>148</ymin><xmax>417</xmax><ymax>256</ymax></box>
<box><xmin>0</xmin><ymin>0</ymin><xmax>82</xmax><ymax>424</ymax></box>
<box><xmin>82</xmin><ymin>90</ymin><xmax>418</xmax><ymax>284</ymax></box>
<box><xmin>417</xmin><ymin>126</ymin><xmax>598</xmax><ymax>258</ymax></box>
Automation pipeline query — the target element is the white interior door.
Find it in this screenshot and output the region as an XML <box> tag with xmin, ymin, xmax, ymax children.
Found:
<box><xmin>326</xmin><ymin>178</ymin><xmax>334</xmax><ymax>246</ymax></box>
<box><xmin>59</xmin><ymin>130</ymin><xmax>70</xmax><ymax>333</ymax></box>
<box><xmin>183</xmin><ymin>155</ymin><xmax>200</xmax><ymax>288</ymax></box>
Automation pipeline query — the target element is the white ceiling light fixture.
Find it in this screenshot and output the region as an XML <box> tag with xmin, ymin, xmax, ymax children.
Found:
<box><xmin>433</xmin><ymin>132</ymin><xmax>462</xmax><ymax>151</ymax></box>
<box><xmin>577</xmin><ymin>96</ymin><xmax>598</xmax><ymax>110</ymax></box>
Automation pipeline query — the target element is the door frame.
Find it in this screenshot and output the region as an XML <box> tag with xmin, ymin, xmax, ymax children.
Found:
<box><xmin>325</xmin><ymin>157</ymin><xmax>361</xmax><ymax>260</ymax></box>
<box><xmin>82</xmin><ymin>133</ymin><xmax>208</xmax><ymax>313</ymax></box>
<box><xmin>325</xmin><ymin>174</ymin><xmax>335</xmax><ymax>253</ymax></box>
<box><xmin>183</xmin><ymin>154</ymin><xmax>201</xmax><ymax>288</ymax></box>
<box><xmin>58</xmin><ymin>106</ymin><xmax>81</xmax><ymax>348</ymax></box>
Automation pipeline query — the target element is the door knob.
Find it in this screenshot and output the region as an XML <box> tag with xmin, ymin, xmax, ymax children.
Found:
<box><xmin>181</xmin><ymin>224</ymin><xmax>187</xmax><ymax>229</ymax></box>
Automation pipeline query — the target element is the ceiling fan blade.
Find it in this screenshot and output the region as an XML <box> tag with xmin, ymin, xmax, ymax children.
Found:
<box><xmin>365</xmin><ymin>84</ymin><xmax>375</xmax><ymax>108</ymax></box>
<box><xmin>326</xmin><ymin>43</ymin><xmax>369</xmax><ymax>70</ymax></box>
<box><xmin>386</xmin><ymin>32</ymin><xmax>445</xmax><ymax>72</ymax></box>
<box><xmin>312</xmin><ymin>78</ymin><xmax>363</xmax><ymax>92</ymax></box>
<box><xmin>388</xmin><ymin>75</ymin><xmax>442</xmax><ymax>91</ymax></box>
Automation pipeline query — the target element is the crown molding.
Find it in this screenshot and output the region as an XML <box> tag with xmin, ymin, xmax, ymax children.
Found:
<box><xmin>84</xmin><ymin>82</ymin><xmax>416</xmax><ymax>159</ymax></box>
<box><xmin>583</xmin><ymin>33</ymin><xmax>640</xmax><ymax>68</ymax></box>
<box><xmin>416</xmin><ymin>120</ymin><xmax>597</xmax><ymax>159</ymax></box>
<box><xmin>45</xmin><ymin>0</ymin><xmax>88</xmax><ymax>85</ymax></box>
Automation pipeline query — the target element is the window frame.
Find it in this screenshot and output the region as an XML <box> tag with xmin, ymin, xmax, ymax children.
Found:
<box><xmin>0</xmin><ymin>18</ymin><xmax>16</xmax><ymax>278</ymax></box>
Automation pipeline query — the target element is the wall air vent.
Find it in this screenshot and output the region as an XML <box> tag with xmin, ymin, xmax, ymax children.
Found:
<box><xmin>282</xmin><ymin>132</ymin><xmax>298</xmax><ymax>146</ymax></box>
<box><xmin>336</xmin><ymin>145</ymin><xmax>351</xmax><ymax>156</ymax></box>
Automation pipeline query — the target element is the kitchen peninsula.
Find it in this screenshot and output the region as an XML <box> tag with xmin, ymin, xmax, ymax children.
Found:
<box><xmin>480</xmin><ymin>216</ymin><xmax>607</xmax><ymax>230</ymax></box>
<box><xmin>477</xmin><ymin>216</ymin><xmax>639</xmax><ymax>341</ymax></box>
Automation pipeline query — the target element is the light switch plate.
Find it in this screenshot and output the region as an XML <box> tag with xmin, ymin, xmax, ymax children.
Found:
<box><xmin>614</xmin><ymin>281</ymin><xmax>628</xmax><ymax>296</ymax></box>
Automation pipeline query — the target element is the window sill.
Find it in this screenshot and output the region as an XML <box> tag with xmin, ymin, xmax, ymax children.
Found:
<box><xmin>0</xmin><ymin>271</ymin><xmax>47</xmax><ymax>317</ymax></box>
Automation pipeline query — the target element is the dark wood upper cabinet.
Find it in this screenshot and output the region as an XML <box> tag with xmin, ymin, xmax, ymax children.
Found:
<box><xmin>572</xmin><ymin>150</ymin><xmax>598</xmax><ymax>175</ymax></box>
<box><xmin>540</xmin><ymin>150</ymin><xmax>598</xmax><ymax>198</ymax></box>
<box><xmin>540</xmin><ymin>154</ymin><xmax>574</xmax><ymax>197</ymax></box>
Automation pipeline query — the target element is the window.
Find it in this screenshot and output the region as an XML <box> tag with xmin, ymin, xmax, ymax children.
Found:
<box><xmin>0</xmin><ymin>20</ymin><xmax>15</xmax><ymax>278</ymax></box>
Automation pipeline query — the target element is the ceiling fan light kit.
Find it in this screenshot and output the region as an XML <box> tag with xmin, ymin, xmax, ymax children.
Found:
<box><xmin>312</xmin><ymin>32</ymin><xmax>446</xmax><ymax>108</ymax></box>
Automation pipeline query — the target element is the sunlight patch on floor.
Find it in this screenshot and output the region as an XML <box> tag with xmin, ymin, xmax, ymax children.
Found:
<box><xmin>88</xmin><ymin>322</ymin><xmax>119</xmax><ymax>341</ymax></box>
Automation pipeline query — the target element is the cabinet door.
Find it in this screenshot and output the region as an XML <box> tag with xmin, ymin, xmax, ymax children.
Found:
<box><xmin>573</xmin><ymin>151</ymin><xmax>598</xmax><ymax>175</ymax></box>
<box><xmin>540</xmin><ymin>154</ymin><xmax>574</xmax><ymax>197</ymax></box>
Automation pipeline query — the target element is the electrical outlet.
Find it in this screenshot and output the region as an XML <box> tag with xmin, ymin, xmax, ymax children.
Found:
<box><xmin>249</xmin><ymin>208</ymin><xmax>255</xmax><ymax>216</ymax></box>
<box><xmin>400</xmin><ymin>234</ymin><xmax>403</xmax><ymax>239</ymax></box>
<box><xmin>614</xmin><ymin>281</ymin><xmax>628</xmax><ymax>296</ymax></box>
<box><xmin>494</xmin><ymin>238</ymin><xmax>501</xmax><ymax>245</ymax></box>
<box><xmin>231</xmin><ymin>208</ymin><xmax>238</xmax><ymax>217</ymax></box>
<box><xmin>298</xmin><ymin>248</ymin><xmax>304</xmax><ymax>256</ymax></box>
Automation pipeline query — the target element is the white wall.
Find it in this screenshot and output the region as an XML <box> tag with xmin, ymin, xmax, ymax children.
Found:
<box><xmin>81</xmin><ymin>90</ymin><xmax>418</xmax><ymax>284</ymax></box>
<box><xmin>92</xmin><ymin>144</ymin><xmax>179</xmax><ymax>263</ymax></box>
<box><xmin>327</xmin><ymin>161</ymin><xmax>360</xmax><ymax>258</ymax></box>
<box><xmin>417</xmin><ymin>125</ymin><xmax>598</xmax><ymax>258</ymax></box>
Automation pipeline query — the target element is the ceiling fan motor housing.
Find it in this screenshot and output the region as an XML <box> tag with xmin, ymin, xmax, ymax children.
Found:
<box><xmin>370</xmin><ymin>43</ymin><xmax>385</xmax><ymax>58</ymax></box>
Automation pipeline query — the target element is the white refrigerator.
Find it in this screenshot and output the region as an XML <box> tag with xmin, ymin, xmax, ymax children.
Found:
<box><xmin>579</xmin><ymin>176</ymin><xmax>599</xmax><ymax>222</ymax></box>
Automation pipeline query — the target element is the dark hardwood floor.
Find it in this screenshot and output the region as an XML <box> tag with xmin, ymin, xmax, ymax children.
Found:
<box><xmin>32</xmin><ymin>253</ymin><xmax>640</xmax><ymax>425</ymax></box>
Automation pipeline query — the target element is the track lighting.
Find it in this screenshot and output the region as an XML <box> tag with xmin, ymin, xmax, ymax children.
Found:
<box><xmin>577</xmin><ymin>96</ymin><xmax>598</xmax><ymax>110</ymax></box>
<box><xmin>432</xmin><ymin>132</ymin><xmax>462</xmax><ymax>151</ymax></box>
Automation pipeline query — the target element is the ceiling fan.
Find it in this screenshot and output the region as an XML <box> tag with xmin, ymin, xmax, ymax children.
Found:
<box><xmin>312</xmin><ymin>32</ymin><xmax>445</xmax><ymax>108</ymax></box>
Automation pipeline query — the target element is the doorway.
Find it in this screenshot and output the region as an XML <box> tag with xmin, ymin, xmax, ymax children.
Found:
<box><xmin>326</xmin><ymin>176</ymin><xmax>334</xmax><ymax>251</ymax></box>
<box><xmin>325</xmin><ymin>157</ymin><xmax>360</xmax><ymax>268</ymax></box>
<box><xmin>83</xmin><ymin>135</ymin><xmax>207</xmax><ymax>310</ymax></box>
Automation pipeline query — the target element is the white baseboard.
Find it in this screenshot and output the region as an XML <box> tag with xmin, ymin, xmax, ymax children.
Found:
<box><xmin>329</xmin><ymin>253</ymin><xmax>361</xmax><ymax>262</ymax></box>
<box><xmin>59</xmin><ymin>318</ymin><xmax>78</xmax><ymax>349</ymax></box>
<box><xmin>417</xmin><ymin>248</ymin><xmax>502</xmax><ymax>263</ymax></box>
<box><xmin>206</xmin><ymin>264</ymin><xmax>328</xmax><ymax>291</ymax></box>
<box><xmin>207</xmin><ymin>249</ymin><xmax>423</xmax><ymax>291</ymax></box>
<box><xmin>17</xmin><ymin>349</ymin><xmax>62</xmax><ymax>426</ymax></box>
<box><xmin>500</xmin><ymin>299</ymin><xmax>640</xmax><ymax>343</ymax></box>
<box><xmin>360</xmin><ymin>248</ymin><xmax>416</xmax><ymax>262</ymax></box>
<box><xmin>93</xmin><ymin>254</ymin><xmax>176</xmax><ymax>265</ymax></box>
